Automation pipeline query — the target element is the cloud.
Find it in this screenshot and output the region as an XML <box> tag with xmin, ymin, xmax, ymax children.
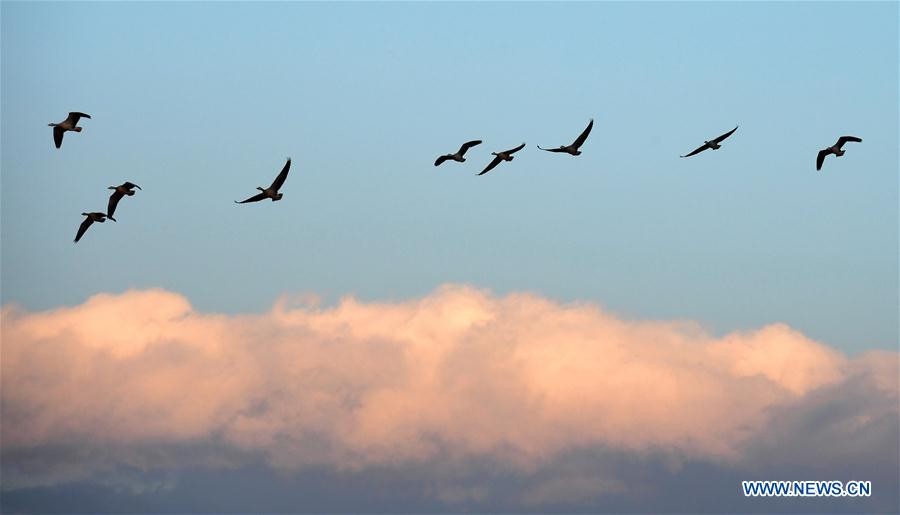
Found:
<box><xmin>1</xmin><ymin>286</ymin><xmax>897</xmax><ymax>511</ymax></box>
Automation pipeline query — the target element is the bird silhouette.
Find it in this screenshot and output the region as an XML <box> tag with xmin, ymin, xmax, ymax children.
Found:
<box><xmin>236</xmin><ymin>158</ymin><xmax>292</xmax><ymax>204</ymax></box>
<box><xmin>680</xmin><ymin>126</ymin><xmax>738</xmax><ymax>158</ymax></box>
<box><xmin>816</xmin><ymin>136</ymin><xmax>862</xmax><ymax>171</ymax></box>
<box><xmin>49</xmin><ymin>112</ymin><xmax>91</xmax><ymax>149</ymax></box>
<box><xmin>435</xmin><ymin>140</ymin><xmax>482</xmax><ymax>166</ymax></box>
<box><xmin>478</xmin><ymin>143</ymin><xmax>526</xmax><ymax>176</ymax></box>
<box><xmin>537</xmin><ymin>119</ymin><xmax>593</xmax><ymax>156</ymax></box>
<box><xmin>107</xmin><ymin>182</ymin><xmax>141</xmax><ymax>221</ymax></box>
<box><xmin>74</xmin><ymin>212</ymin><xmax>108</xmax><ymax>243</ymax></box>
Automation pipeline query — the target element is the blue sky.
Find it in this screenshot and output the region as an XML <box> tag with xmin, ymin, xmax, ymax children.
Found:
<box><xmin>2</xmin><ymin>1</ymin><xmax>897</xmax><ymax>354</ymax></box>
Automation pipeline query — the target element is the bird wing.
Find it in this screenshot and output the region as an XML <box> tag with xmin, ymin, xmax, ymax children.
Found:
<box><xmin>458</xmin><ymin>140</ymin><xmax>482</xmax><ymax>155</ymax></box>
<box><xmin>108</xmin><ymin>191</ymin><xmax>125</xmax><ymax>219</ymax></box>
<box><xmin>74</xmin><ymin>217</ymin><xmax>94</xmax><ymax>242</ymax></box>
<box><xmin>478</xmin><ymin>156</ymin><xmax>503</xmax><ymax>176</ymax></box>
<box><xmin>235</xmin><ymin>192</ymin><xmax>268</xmax><ymax>204</ymax></box>
<box><xmin>67</xmin><ymin>112</ymin><xmax>91</xmax><ymax>124</ymax></box>
<box><xmin>816</xmin><ymin>149</ymin><xmax>831</xmax><ymax>171</ymax></box>
<box><xmin>505</xmin><ymin>143</ymin><xmax>526</xmax><ymax>154</ymax></box>
<box><xmin>836</xmin><ymin>136</ymin><xmax>862</xmax><ymax>148</ymax></box>
<box><xmin>434</xmin><ymin>154</ymin><xmax>451</xmax><ymax>167</ymax></box>
<box><xmin>537</xmin><ymin>145</ymin><xmax>566</xmax><ymax>153</ymax></box>
<box><xmin>122</xmin><ymin>181</ymin><xmax>141</xmax><ymax>190</ymax></box>
<box><xmin>571</xmin><ymin>119</ymin><xmax>594</xmax><ymax>149</ymax></box>
<box><xmin>712</xmin><ymin>125</ymin><xmax>738</xmax><ymax>144</ymax></box>
<box><xmin>680</xmin><ymin>144</ymin><xmax>708</xmax><ymax>158</ymax></box>
<box><xmin>53</xmin><ymin>126</ymin><xmax>64</xmax><ymax>148</ymax></box>
<box><xmin>269</xmin><ymin>158</ymin><xmax>291</xmax><ymax>191</ymax></box>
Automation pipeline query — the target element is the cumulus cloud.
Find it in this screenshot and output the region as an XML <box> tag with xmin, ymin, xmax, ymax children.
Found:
<box><xmin>1</xmin><ymin>285</ymin><xmax>897</xmax><ymax>510</ymax></box>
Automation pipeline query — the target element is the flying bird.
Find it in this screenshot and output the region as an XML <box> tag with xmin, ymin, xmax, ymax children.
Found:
<box><xmin>816</xmin><ymin>136</ymin><xmax>862</xmax><ymax>171</ymax></box>
<box><xmin>107</xmin><ymin>182</ymin><xmax>141</xmax><ymax>221</ymax></box>
<box><xmin>235</xmin><ymin>158</ymin><xmax>292</xmax><ymax>204</ymax></box>
<box><xmin>537</xmin><ymin>119</ymin><xmax>593</xmax><ymax>156</ymax></box>
<box><xmin>74</xmin><ymin>212</ymin><xmax>109</xmax><ymax>243</ymax></box>
<box><xmin>49</xmin><ymin>112</ymin><xmax>91</xmax><ymax>149</ymax></box>
<box><xmin>478</xmin><ymin>143</ymin><xmax>526</xmax><ymax>176</ymax></box>
<box><xmin>680</xmin><ymin>126</ymin><xmax>739</xmax><ymax>158</ymax></box>
<box><xmin>435</xmin><ymin>140</ymin><xmax>482</xmax><ymax>166</ymax></box>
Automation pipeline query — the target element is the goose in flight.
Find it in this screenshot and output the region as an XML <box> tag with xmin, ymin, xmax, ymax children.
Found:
<box><xmin>478</xmin><ymin>143</ymin><xmax>526</xmax><ymax>176</ymax></box>
<box><xmin>235</xmin><ymin>158</ymin><xmax>292</xmax><ymax>204</ymax></box>
<box><xmin>680</xmin><ymin>126</ymin><xmax>738</xmax><ymax>158</ymax></box>
<box><xmin>49</xmin><ymin>112</ymin><xmax>91</xmax><ymax>149</ymax></box>
<box><xmin>435</xmin><ymin>140</ymin><xmax>482</xmax><ymax>166</ymax></box>
<box><xmin>816</xmin><ymin>136</ymin><xmax>862</xmax><ymax>171</ymax></box>
<box><xmin>74</xmin><ymin>212</ymin><xmax>109</xmax><ymax>243</ymax></box>
<box><xmin>107</xmin><ymin>182</ymin><xmax>142</xmax><ymax>221</ymax></box>
<box><xmin>537</xmin><ymin>119</ymin><xmax>593</xmax><ymax>156</ymax></box>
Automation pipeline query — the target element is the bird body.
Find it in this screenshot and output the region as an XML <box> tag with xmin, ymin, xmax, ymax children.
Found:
<box><xmin>538</xmin><ymin>119</ymin><xmax>593</xmax><ymax>156</ymax></box>
<box><xmin>478</xmin><ymin>143</ymin><xmax>526</xmax><ymax>176</ymax></box>
<box><xmin>435</xmin><ymin>140</ymin><xmax>482</xmax><ymax>167</ymax></box>
<box><xmin>74</xmin><ymin>212</ymin><xmax>108</xmax><ymax>243</ymax></box>
<box><xmin>816</xmin><ymin>136</ymin><xmax>861</xmax><ymax>171</ymax></box>
<box><xmin>236</xmin><ymin>158</ymin><xmax>292</xmax><ymax>204</ymax></box>
<box><xmin>107</xmin><ymin>182</ymin><xmax>141</xmax><ymax>221</ymax></box>
<box><xmin>680</xmin><ymin>125</ymin><xmax>738</xmax><ymax>158</ymax></box>
<box><xmin>49</xmin><ymin>112</ymin><xmax>91</xmax><ymax>148</ymax></box>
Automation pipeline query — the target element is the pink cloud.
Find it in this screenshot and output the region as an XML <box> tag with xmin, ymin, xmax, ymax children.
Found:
<box><xmin>1</xmin><ymin>285</ymin><xmax>895</xmax><ymax>479</ymax></box>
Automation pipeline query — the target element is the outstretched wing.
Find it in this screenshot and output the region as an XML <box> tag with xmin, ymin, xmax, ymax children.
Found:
<box><xmin>478</xmin><ymin>156</ymin><xmax>503</xmax><ymax>176</ymax></box>
<box><xmin>505</xmin><ymin>143</ymin><xmax>526</xmax><ymax>155</ymax></box>
<box><xmin>571</xmin><ymin>119</ymin><xmax>594</xmax><ymax>149</ymax></box>
<box><xmin>680</xmin><ymin>144</ymin><xmax>708</xmax><ymax>158</ymax></box>
<box><xmin>53</xmin><ymin>126</ymin><xmax>64</xmax><ymax>149</ymax></box>
<box><xmin>712</xmin><ymin>125</ymin><xmax>738</xmax><ymax>144</ymax></box>
<box><xmin>457</xmin><ymin>140</ymin><xmax>482</xmax><ymax>156</ymax></box>
<box><xmin>74</xmin><ymin>217</ymin><xmax>94</xmax><ymax>243</ymax></box>
<box><xmin>235</xmin><ymin>192</ymin><xmax>268</xmax><ymax>204</ymax></box>
<box><xmin>537</xmin><ymin>145</ymin><xmax>566</xmax><ymax>153</ymax></box>
<box><xmin>122</xmin><ymin>181</ymin><xmax>141</xmax><ymax>190</ymax></box>
<box><xmin>434</xmin><ymin>154</ymin><xmax>451</xmax><ymax>167</ymax></box>
<box><xmin>816</xmin><ymin>149</ymin><xmax>830</xmax><ymax>171</ymax></box>
<box><xmin>836</xmin><ymin>136</ymin><xmax>862</xmax><ymax>148</ymax></box>
<box><xmin>67</xmin><ymin>112</ymin><xmax>91</xmax><ymax>125</ymax></box>
<box><xmin>269</xmin><ymin>158</ymin><xmax>291</xmax><ymax>191</ymax></box>
<box><xmin>107</xmin><ymin>191</ymin><xmax>125</xmax><ymax>219</ymax></box>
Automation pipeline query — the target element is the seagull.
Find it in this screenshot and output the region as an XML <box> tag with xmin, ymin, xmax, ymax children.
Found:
<box><xmin>816</xmin><ymin>136</ymin><xmax>862</xmax><ymax>171</ymax></box>
<box><xmin>435</xmin><ymin>140</ymin><xmax>482</xmax><ymax>166</ymax></box>
<box><xmin>235</xmin><ymin>157</ymin><xmax>292</xmax><ymax>204</ymax></box>
<box><xmin>537</xmin><ymin>119</ymin><xmax>593</xmax><ymax>156</ymax></box>
<box><xmin>680</xmin><ymin>126</ymin><xmax>738</xmax><ymax>158</ymax></box>
<box><xmin>107</xmin><ymin>182</ymin><xmax>141</xmax><ymax>221</ymax></box>
<box><xmin>49</xmin><ymin>112</ymin><xmax>91</xmax><ymax>149</ymax></box>
<box><xmin>478</xmin><ymin>143</ymin><xmax>526</xmax><ymax>176</ymax></box>
<box><xmin>74</xmin><ymin>212</ymin><xmax>109</xmax><ymax>243</ymax></box>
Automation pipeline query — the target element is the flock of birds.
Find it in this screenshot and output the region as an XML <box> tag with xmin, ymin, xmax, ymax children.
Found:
<box><xmin>50</xmin><ymin>111</ymin><xmax>863</xmax><ymax>243</ymax></box>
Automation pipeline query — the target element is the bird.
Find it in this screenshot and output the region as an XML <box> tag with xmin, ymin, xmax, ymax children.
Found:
<box><xmin>816</xmin><ymin>136</ymin><xmax>862</xmax><ymax>171</ymax></box>
<box><xmin>49</xmin><ymin>112</ymin><xmax>91</xmax><ymax>149</ymax></box>
<box><xmin>107</xmin><ymin>182</ymin><xmax>142</xmax><ymax>221</ymax></box>
<box><xmin>74</xmin><ymin>212</ymin><xmax>109</xmax><ymax>243</ymax></box>
<box><xmin>680</xmin><ymin>126</ymin><xmax>739</xmax><ymax>158</ymax></box>
<box><xmin>537</xmin><ymin>119</ymin><xmax>593</xmax><ymax>156</ymax></box>
<box><xmin>235</xmin><ymin>158</ymin><xmax>292</xmax><ymax>204</ymax></box>
<box><xmin>478</xmin><ymin>143</ymin><xmax>526</xmax><ymax>176</ymax></box>
<box><xmin>434</xmin><ymin>140</ymin><xmax>482</xmax><ymax>167</ymax></box>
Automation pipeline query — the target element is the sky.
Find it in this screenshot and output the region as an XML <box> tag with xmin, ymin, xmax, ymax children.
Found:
<box><xmin>1</xmin><ymin>1</ymin><xmax>898</xmax><ymax>513</ymax></box>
